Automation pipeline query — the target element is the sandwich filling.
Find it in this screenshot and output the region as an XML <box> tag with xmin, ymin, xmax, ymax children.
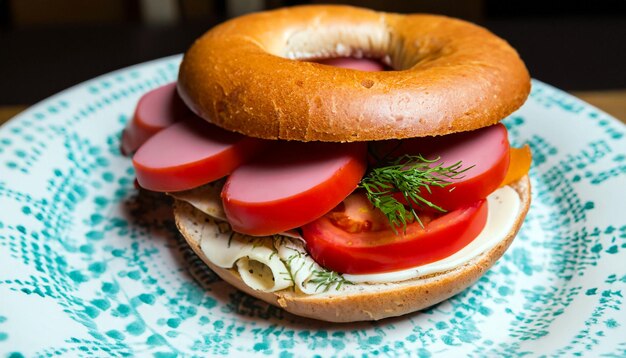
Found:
<box><xmin>175</xmin><ymin>184</ymin><xmax>521</xmax><ymax>294</ymax></box>
<box><xmin>124</xmin><ymin>58</ymin><xmax>531</xmax><ymax>297</ymax></box>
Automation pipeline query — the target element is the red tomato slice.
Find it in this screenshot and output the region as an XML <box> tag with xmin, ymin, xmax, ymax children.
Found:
<box><xmin>133</xmin><ymin>117</ymin><xmax>266</xmax><ymax>192</ymax></box>
<box><xmin>301</xmin><ymin>193</ymin><xmax>488</xmax><ymax>274</ymax></box>
<box><xmin>222</xmin><ymin>142</ymin><xmax>367</xmax><ymax>236</ymax></box>
<box><xmin>121</xmin><ymin>82</ymin><xmax>191</xmax><ymax>155</ymax></box>
<box><xmin>370</xmin><ymin>123</ymin><xmax>510</xmax><ymax>211</ymax></box>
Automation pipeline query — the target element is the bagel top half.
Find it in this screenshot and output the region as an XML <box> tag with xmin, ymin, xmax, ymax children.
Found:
<box><xmin>178</xmin><ymin>5</ymin><xmax>530</xmax><ymax>142</ymax></box>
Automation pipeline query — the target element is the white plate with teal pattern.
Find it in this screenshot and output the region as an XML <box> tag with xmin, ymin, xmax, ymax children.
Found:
<box><xmin>1</xmin><ymin>55</ymin><xmax>625</xmax><ymax>357</ymax></box>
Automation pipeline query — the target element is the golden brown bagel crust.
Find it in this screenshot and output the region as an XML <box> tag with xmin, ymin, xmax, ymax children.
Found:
<box><xmin>174</xmin><ymin>176</ymin><xmax>531</xmax><ymax>322</ymax></box>
<box><xmin>178</xmin><ymin>5</ymin><xmax>530</xmax><ymax>142</ymax></box>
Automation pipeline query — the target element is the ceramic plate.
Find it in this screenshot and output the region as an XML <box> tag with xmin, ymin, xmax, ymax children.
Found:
<box><xmin>1</xmin><ymin>56</ymin><xmax>625</xmax><ymax>357</ymax></box>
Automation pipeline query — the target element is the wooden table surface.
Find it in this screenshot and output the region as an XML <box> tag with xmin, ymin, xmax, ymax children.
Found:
<box><xmin>1</xmin><ymin>90</ymin><xmax>625</xmax><ymax>126</ymax></box>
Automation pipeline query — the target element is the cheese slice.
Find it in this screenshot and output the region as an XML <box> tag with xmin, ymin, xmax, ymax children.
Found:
<box><xmin>197</xmin><ymin>221</ymin><xmax>293</xmax><ymax>292</ymax></box>
<box><xmin>170</xmin><ymin>180</ymin><xmax>227</xmax><ymax>221</ymax></box>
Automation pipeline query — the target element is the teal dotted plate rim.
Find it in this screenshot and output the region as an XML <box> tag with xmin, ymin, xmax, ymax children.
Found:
<box><xmin>1</xmin><ymin>55</ymin><xmax>625</xmax><ymax>357</ymax></box>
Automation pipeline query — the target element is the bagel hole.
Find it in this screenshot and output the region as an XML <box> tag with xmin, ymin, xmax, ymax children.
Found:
<box><xmin>280</xmin><ymin>25</ymin><xmax>444</xmax><ymax>70</ymax></box>
<box><xmin>308</xmin><ymin>57</ymin><xmax>391</xmax><ymax>72</ymax></box>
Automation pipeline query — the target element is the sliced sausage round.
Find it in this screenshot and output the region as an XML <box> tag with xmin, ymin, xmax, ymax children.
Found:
<box><xmin>370</xmin><ymin>123</ymin><xmax>511</xmax><ymax>211</ymax></box>
<box><xmin>222</xmin><ymin>142</ymin><xmax>367</xmax><ymax>236</ymax></box>
<box><xmin>133</xmin><ymin>117</ymin><xmax>266</xmax><ymax>192</ymax></box>
<box><xmin>121</xmin><ymin>83</ymin><xmax>190</xmax><ymax>155</ymax></box>
<box><xmin>313</xmin><ymin>58</ymin><xmax>386</xmax><ymax>71</ymax></box>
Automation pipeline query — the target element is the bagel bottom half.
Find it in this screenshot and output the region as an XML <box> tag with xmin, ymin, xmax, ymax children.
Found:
<box><xmin>173</xmin><ymin>176</ymin><xmax>531</xmax><ymax>323</ymax></box>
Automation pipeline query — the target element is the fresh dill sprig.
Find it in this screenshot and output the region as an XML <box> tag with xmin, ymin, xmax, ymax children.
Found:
<box><xmin>309</xmin><ymin>270</ymin><xmax>353</xmax><ymax>292</ymax></box>
<box><xmin>359</xmin><ymin>154</ymin><xmax>473</xmax><ymax>233</ymax></box>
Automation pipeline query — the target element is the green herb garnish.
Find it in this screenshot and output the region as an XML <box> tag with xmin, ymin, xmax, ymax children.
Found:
<box><xmin>359</xmin><ymin>154</ymin><xmax>473</xmax><ymax>233</ymax></box>
<box><xmin>309</xmin><ymin>270</ymin><xmax>353</xmax><ymax>292</ymax></box>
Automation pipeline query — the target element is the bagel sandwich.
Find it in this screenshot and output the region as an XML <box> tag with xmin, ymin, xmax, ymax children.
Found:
<box><xmin>124</xmin><ymin>5</ymin><xmax>532</xmax><ymax>322</ymax></box>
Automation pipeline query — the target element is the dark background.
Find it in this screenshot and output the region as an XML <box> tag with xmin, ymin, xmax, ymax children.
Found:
<box><xmin>1</xmin><ymin>0</ymin><xmax>625</xmax><ymax>105</ymax></box>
